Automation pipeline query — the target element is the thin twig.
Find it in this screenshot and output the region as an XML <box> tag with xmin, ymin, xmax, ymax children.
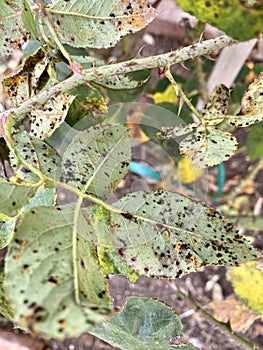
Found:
<box><xmin>1</xmin><ymin>36</ymin><xmax>237</xmax><ymax>120</ymax></box>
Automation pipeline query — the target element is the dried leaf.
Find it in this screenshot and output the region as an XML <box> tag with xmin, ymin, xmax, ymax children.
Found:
<box><xmin>208</xmin><ymin>297</ymin><xmax>263</xmax><ymax>333</ymax></box>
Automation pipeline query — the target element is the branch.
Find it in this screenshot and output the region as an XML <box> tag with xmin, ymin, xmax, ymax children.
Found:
<box><xmin>1</xmin><ymin>35</ymin><xmax>237</xmax><ymax>119</ymax></box>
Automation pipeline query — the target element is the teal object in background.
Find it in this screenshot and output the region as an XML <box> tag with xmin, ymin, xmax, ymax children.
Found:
<box><xmin>129</xmin><ymin>161</ymin><xmax>161</xmax><ymax>180</ymax></box>
<box><xmin>217</xmin><ymin>163</ymin><xmax>225</xmax><ymax>195</ymax></box>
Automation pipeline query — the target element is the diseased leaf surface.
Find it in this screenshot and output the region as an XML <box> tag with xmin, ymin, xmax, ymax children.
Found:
<box><xmin>62</xmin><ymin>124</ymin><xmax>131</xmax><ymax>199</ymax></box>
<box><xmin>91</xmin><ymin>297</ymin><xmax>198</xmax><ymax>350</ymax></box>
<box><xmin>0</xmin><ymin>219</ymin><xmax>16</xmax><ymax>249</ymax></box>
<box><xmin>0</xmin><ymin>179</ymin><xmax>37</xmax><ymax>216</ymax></box>
<box><xmin>29</xmin><ymin>93</ymin><xmax>75</xmax><ymax>139</ymax></box>
<box><xmin>0</xmin><ymin>0</ymin><xmax>31</xmax><ymax>60</ymax></box>
<box><xmin>202</xmin><ymin>84</ymin><xmax>230</xmax><ymax>126</ymax></box>
<box><xmin>179</xmin><ymin>126</ymin><xmax>238</xmax><ymax>168</ymax></box>
<box><xmin>10</xmin><ymin>131</ymin><xmax>61</xmax><ymax>183</ymax></box>
<box><xmin>229</xmin><ymin>72</ymin><xmax>263</xmax><ymax>127</ymax></box>
<box><xmin>5</xmin><ymin>205</ymin><xmax>112</xmax><ymax>338</ymax></box>
<box><xmin>47</xmin><ymin>0</ymin><xmax>157</xmax><ymax>48</ymax></box>
<box><xmin>109</xmin><ymin>191</ymin><xmax>260</xmax><ymax>279</ymax></box>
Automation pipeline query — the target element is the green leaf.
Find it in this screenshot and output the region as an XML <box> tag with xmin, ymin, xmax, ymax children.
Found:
<box><xmin>95</xmin><ymin>72</ymin><xmax>150</xmax><ymax>90</ymax></box>
<box><xmin>91</xmin><ymin>297</ymin><xmax>198</xmax><ymax>350</ymax></box>
<box><xmin>10</xmin><ymin>131</ymin><xmax>61</xmax><ymax>183</ymax></box>
<box><xmin>179</xmin><ymin>126</ymin><xmax>238</xmax><ymax>168</ymax></box>
<box><xmin>229</xmin><ymin>72</ymin><xmax>263</xmax><ymax>127</ymax></box>
<box><xmin>0</xmin><ymin>271</ymin><xmax>14</xmax><ymax>319</ymax></box>
<box><xmin>0</xmin><ymin>219</ymin><xmax>16</xmax><ymax>249</ymax></box>
<box><xmin>67</xmin><ymin>84</ymin><xmax>107</xmax><ymax>126</ymax></box>
<box><xmin>5</xmin><ymin>205</ymin><xmax>112</xmax><ymax>338</ymax></box>
<box><xmin>24</xmin><ymin>185</ymin><xmax>56</xmax><ymax>211</ymax></box>
<box><xmin>246</xmin><ymin>123</ymin><xmax>263</xmax><ymax>160</ymax></box>
<box><xmin>175</xmin><ymin>0</ymin><xmax>263</xmax><ymax>41</ymax></box>
<box><xmin>47</xmin><ymin>0</ymin><xmax>157</xmax><ymax>48</ymax></box>
<box><xmin>62</xmin><ymin>124</ymin><xmax>131</xmax><ymax>199</ymax></box>
<box><xmin>227</xmin><ymin>261</ymin><xmax>263</xmax><ymax>314</ymax></box>
<box><xmin>22</xmin><ymin>0</ymin><xmax>38</xmax><ymax>39</ymax></box>
<box><xmin>29</xmin><ymin>93</ymin><xmax>75</xmax><ymax>139</ymax></box>
<box><xmin>0</xmin><ymin>0</ymin><xmax>31</xmax><ymax>60</ymax></box>
<box><xmin>157</xmin><ymin>123</ymin><xmax>197</xmax><ymax>138</ymax></box>
<box><xmin>98</xmin><ymin>246</ymin><xmax>140</xmax><ymax>283</ymax></box>
<box><xmin>0</xmin><ymin>179</ymin><xmax>37</xmax><ymax>216</ymax></box>
<box><xmin>109</xmin><ymin>191</ymin><xmax>260</xmax><ymax>278</ymax></box>
<box><xmin>94</xmin><ymin>205</ymin><xmax>140</xmax><ymax>283</ymax></box>
<box><xmin>202</xmin><ymin>84</ymin><xmax>230</xmax><ymax>126</ymax></box>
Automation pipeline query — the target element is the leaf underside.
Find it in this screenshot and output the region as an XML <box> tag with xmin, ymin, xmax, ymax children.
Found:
<box><xmin>91</xmin><ymin>297</ymin><xmax>198</xmax><ymax>350</ymax></box>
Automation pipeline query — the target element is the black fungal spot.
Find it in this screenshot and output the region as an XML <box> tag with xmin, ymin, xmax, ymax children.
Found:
<box><xmin>48</xmin><ymin>276</ymin><xmax>58</xmax><ymax>284</ymax></box>
<box><xmin>121</xmin><ymin>212</ymin><xmax>133</xmax><ymax>220</ymax></box>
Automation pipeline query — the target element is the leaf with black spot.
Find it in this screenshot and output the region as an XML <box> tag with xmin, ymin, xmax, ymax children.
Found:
<box><xmin>62</xmin><ymin>124</ymin><xmax>131</xmax><ymax>199</ymax></box>
<box><xmin>229</xmin><ymin>72</ymin><xmax>263</xmax><ymax>127</ymax></box>
<box><xmin>202</xmin><ymin>84</ymin><xmax>230</xmax><ymax>126</ymax></box>
<box><xmin>0</xmin><ymin>0</ymin><xmax>36</xmax><ymax>60</ymax></box>
<box><xmin>10</xmin><ymin>131</ymin><xmax>61</xmax><ymax>183</ymax></box>
<box><xmin>46</xmin><ymin>0</ymin><xmax>157</xmax><ymax>49</ymax></box>
<box><xmin>0</xmin><ymin>178</ymin><xmax>37</xmax><ymax>216</ymax></box>
<box><xmin>5</xmin><ymin>204</ymin><xmax>112</xmax><ymax>338</ymax></box>
<box><xmin>109</xmin><ymin>191</ymin><xmax>261</xmax><ymax>279</ymax></box>
<box><xmin>179</xmin><ymin>125</ymin><xmax>238</xmax><ymax>168</ymax></box>
<box><xmin>29</xmin><ymin>93</ymin><xmax>75</xmax><ymax>140</ymax></box>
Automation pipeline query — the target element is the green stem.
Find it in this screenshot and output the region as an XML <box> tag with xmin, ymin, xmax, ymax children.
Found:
<box><xmin>177</xmin><ymin>287</ymin><xmax>259</xmax><ymax>350</ymax></box>
<box><xmin>72</xmin><ymin>196</ymin><xmax>83</xmax><ymax>305</ymax></box>
<box><xmin>41</xmin><ymin>8</ymin><xmax>73</xmax><ymax>65</ymax></box>
<box><xmin>1</xmin><ymin>36</ymin><xmax>237</xmax><ymax>120</ymax></box>
<box><xmin>165</xmin><ymin>67</ymin><xmax>202</xmax><ymax>120</ymax></box>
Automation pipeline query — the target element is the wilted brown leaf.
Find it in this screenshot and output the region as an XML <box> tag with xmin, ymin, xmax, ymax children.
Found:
<box><xmin>207</xmin><ymin>296</ymin><xmax>263</xmax><ymax>333</ymax></box>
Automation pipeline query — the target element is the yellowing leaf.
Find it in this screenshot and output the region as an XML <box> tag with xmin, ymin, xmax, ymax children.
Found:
<box><xmin>227</xmin><ymin>261</ymin><xmax>263</xmax><ymax>314</ymax></box>
<box><xmin>178</xmin><ymin>157</ymin><xmax>204</xmax><ymax>184</ymax></box>
<box><xmin>208</xmin><ymin>297</ymin><xmax>263</xmax><ymax>333</ymax></box>
<box><xmin>152</xmin><ymin>85</ymin><xmax>178</xmax><ymax>104</ymax></box>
